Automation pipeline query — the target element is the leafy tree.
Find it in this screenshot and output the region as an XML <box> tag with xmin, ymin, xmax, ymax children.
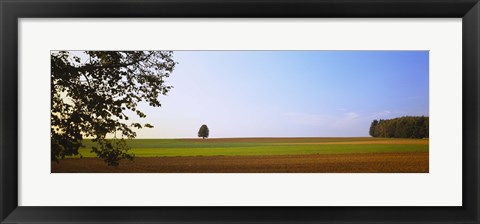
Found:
<box><xmin>198</xmin><ymin>124</ymin><xmax>209</xmax><ymax>139</ymax></box>
<box><xmin>51</xmin><ymin>51</ymin><xmax>177</xmax><ymax>166</ymax></box>
<box><xmin>369</xmin><ymin>120</ymin><xmax>378</xmax><ymax>137</ymax></box>
<box><xmin>369</xmin><ymin>116</ymin><xmax>429</xmax><ymax>139</ymax></box>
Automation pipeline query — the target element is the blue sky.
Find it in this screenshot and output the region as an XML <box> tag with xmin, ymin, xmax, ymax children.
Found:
<box><xmin>129</xmin><ymin>51</ymin><xmax>429</xmax><ymax>138</ymax></box>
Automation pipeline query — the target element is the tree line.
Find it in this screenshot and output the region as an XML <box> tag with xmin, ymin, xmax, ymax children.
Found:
<box><xmin>369</xmin><ymin>116</ymin><xmax>429</xmax><ymax>138</ymax></box>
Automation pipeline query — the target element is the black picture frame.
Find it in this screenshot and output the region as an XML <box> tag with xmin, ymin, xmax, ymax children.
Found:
<box><xmin>1</xmin><ymin>0</ymin><xmax>479</xmax><ymax>223</ymax></box>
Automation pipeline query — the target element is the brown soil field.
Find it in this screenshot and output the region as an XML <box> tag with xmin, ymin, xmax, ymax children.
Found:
<box><xmin>51</xmin><ymin>152</ymin><xmax>428</xmax><ymax>173</ymax></box>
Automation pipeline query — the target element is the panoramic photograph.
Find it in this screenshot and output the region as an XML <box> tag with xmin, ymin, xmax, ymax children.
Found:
<box><xmin>51</xmin><ymin>50</ymin><xmax>429</xmax><ymax>173</ymax></box>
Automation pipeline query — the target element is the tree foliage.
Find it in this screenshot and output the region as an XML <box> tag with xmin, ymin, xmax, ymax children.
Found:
<box><xmin>51</xmin><ymin>51</ymin><xmax>177</xmax><ymax>166</ymax></box>
<box><xmin>369</xmin><ymin>116</ymin><xmax>429</xmax><ymax>139</ymax></box>
<box><xmin>198</xmin><ymin>124</ymin><xmax>210</xmax><ymax>139</ymax></box>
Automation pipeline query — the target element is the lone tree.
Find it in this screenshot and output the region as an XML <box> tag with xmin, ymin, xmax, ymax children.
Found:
<box><xmin>198</xmin><ymin>124</ymin><xmax>209</xmax><ymax>139</ymax></box>
<box><xmin>51</xmin><ymin>51</ymin><xmax>177</xmax><ymax>166</ymax></box>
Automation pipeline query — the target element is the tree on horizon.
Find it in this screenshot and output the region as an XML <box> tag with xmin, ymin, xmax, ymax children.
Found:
<box><xmin>198</xmin><ymin>124</ymin><xmax>210</xmax><ymax>139</ymax></box>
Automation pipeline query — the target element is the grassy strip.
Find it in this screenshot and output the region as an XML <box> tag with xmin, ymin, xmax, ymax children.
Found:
<box><xmin>72</xmin><ymin>142</ymin><xmax>428</xmax><ymax>158</ymax></box>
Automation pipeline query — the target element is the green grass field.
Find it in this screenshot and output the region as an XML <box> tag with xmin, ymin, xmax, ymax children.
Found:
<box><xmin>71</xmin><ymin>137</ymin><xmax>428</xmax><ymax>158</ymax></box>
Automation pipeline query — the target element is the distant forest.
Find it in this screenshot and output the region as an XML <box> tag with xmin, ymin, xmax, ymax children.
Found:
<box><xmin>369</xmin><ymin>116</ymin><xmax>429</xmax><ymax>139</ymax></box>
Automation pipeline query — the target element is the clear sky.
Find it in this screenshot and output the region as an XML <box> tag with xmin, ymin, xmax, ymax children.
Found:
<box><xmin>124</xmin><ymin>51</ymin><xmax>429</xmax><ymax>138</ymax></box>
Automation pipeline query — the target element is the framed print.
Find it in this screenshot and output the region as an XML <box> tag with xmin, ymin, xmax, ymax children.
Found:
<box><xmin>48</xmin><ymin>50</ymin><xmax>431</xmax><ymax>174</ymax></box>
<box><xmin>1</xmin><ymin>0</ymin><xmax>479</xmax><ymax>223</ymax></box>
